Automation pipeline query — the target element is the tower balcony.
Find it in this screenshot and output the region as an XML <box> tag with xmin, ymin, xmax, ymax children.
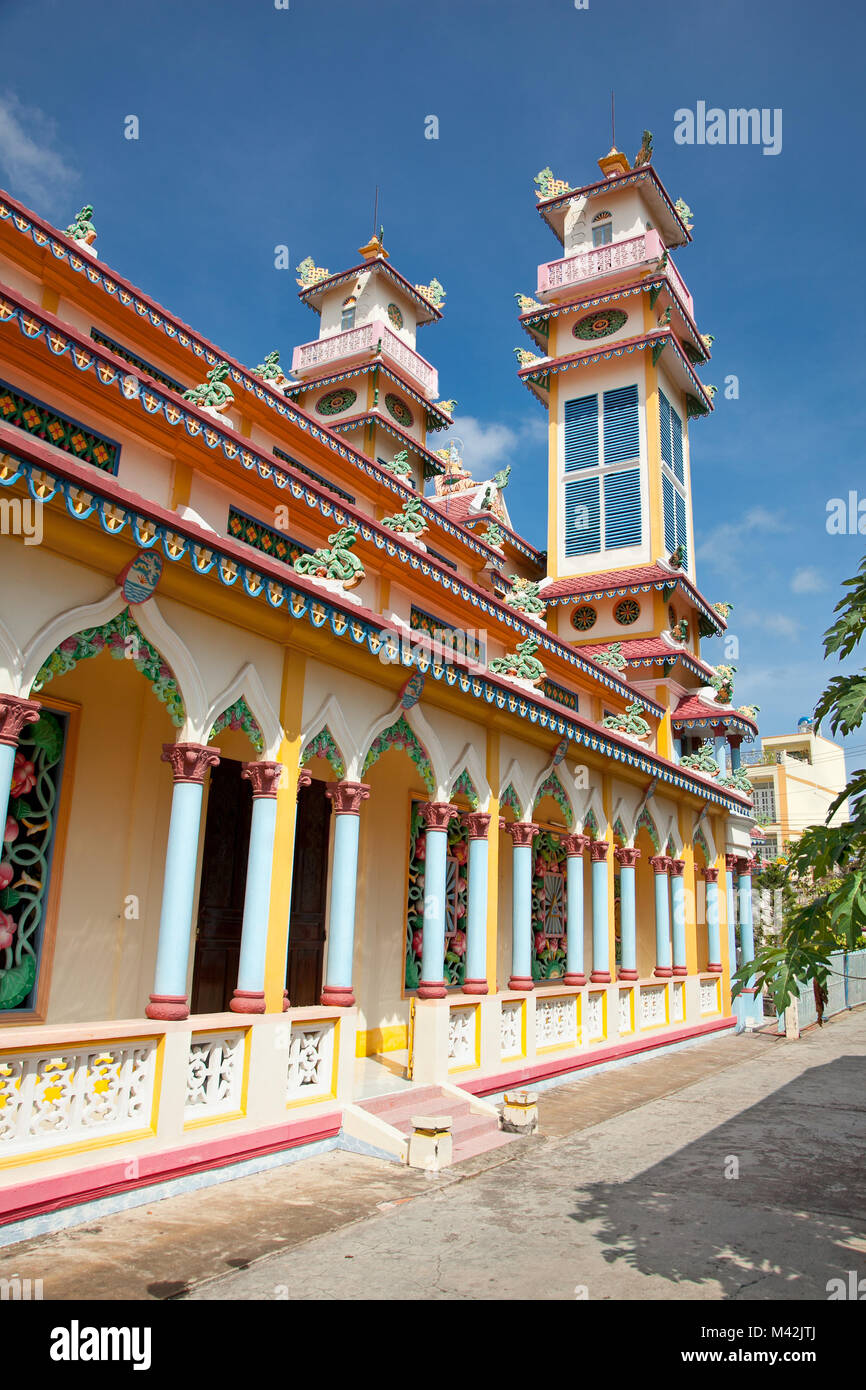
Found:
<box><xmin>537</xmin><ymin>229</ymin><xmax>693</xmax><ymax>316</ymax></box>
<box><xmin>291</xmin><ymin>319</ymin><xmax>439</xmax><ymax>399</ymax></box>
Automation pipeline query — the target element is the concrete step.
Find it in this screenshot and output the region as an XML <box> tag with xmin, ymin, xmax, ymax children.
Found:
<box><xmin>452</xmin><ymin>1129</ymin><xmax>518</xmax><ymax>1163</ymax></box>
<box><xmin>356</xmin><ymin>1083</ymin><xmax>519</xmax><ymax>1168</ymax></box>
<box><xmin>362</xmin><ymin>1086</ymin><xmax>442</xmax><ymax>1119</ymax></box>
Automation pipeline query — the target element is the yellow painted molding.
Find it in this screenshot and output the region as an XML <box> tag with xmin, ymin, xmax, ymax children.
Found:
<box><xmin>40</xmin><ymin>286</ymin><xmax>60</xmax><ymax>315</ymax></box>
<box><xmin>356</xmin><ymin>1024</ymin><xmax>408</xmax><ymax>1057</ymax></box>
<box><xmin>170</xmin><ymin>460</ymin><xmax>193</xmax><ymax>511</ymax></box>
<box><xmin>486</xmin><ymin>728</ymin><xmax>501</xmax><ymax>991</ymax></box>
<box><xmin>679</xmin><ymin>810</ymin><xmax>699</xmax><ymax>975</ymax></box>
<box><xmin>644</xmin><ymin>352</ymin><xmax>663</xmax><ymax>558</ymax></box>
<box><xmin>264</xmin><ymin>649</ymin><xmax>307</xmax><ymax>1011</ymax></box>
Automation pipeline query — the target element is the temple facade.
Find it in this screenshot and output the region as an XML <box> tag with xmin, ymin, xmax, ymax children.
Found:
<box><xmin>0</xmin><ymin>143</ymin><xmax>760</xmax><ymax>1232</ymax></box>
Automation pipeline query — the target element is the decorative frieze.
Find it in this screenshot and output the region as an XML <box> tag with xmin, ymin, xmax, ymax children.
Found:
<box><xmin>500</xmin><ymin>1000</ymin><xmax>523</xmax><ymax>1059</ymax></box>
<box><xmin>185</xmin><ymin>1032</ymin><xmax>245</xmax><ymax>1120</ymax></box>
<box><xmin>536</xmin><ymin>994</ymin><xmax>578</xmax><ymax>1049</ymax></box>
<box><xmin>586</xmin><ymin>991</ymin><xmax>605</xmax><ymax>1041</ymax></box>
<box><xmin>286</xmin><ymin>1022</ymin><xmax>336</xmax><ymax>1099</ymax></box>
<box><xmin>640</xmin><ymin>984</ymin><xmax>667</xmax><ymax>1028</ymax></box>
<box><xmin>448</xmin><ymin>1005</ymin><xmax>477</xmax><ymax>1067</ymax></box>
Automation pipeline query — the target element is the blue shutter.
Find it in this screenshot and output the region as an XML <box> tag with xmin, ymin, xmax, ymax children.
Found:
<box><xmin>604</xmin><ymin>469</ymin><xmax>642</xmax><ymax>549</ymax></box>
<box><xmin>674</xmin><ymin>488</ymin><xmax>688</xmax><ymax>566</ymax></box>
<box><xmin>659</xmin><ymin>390</ymin><xmax>672</xmax><ymax>471</ymax></box>
<box><xmin>603</xmin><ymin>384</ymin><xmax>639</xmax><ymax>463</ymax></box>
<box><xmin>662</xmin><ymin>474</ymin><xmax>676</xmax><ymax>554</ymax></box>
<box><xmin>564</xmin><ymin>395</ymin><xmax>598</xmax><ymax>472</ymax></box>
<box><xmin>671</xmin><ymin>405</ymin><xmax>684</xmax><ymax>484</ymax></box>
<box><xmin>564</xmin><ymin>476</ymin><xmax>600</xmax><ymax>555</ymax></box>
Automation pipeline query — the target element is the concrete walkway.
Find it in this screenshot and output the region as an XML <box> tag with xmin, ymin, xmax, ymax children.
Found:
<box><xmin>4</xmin><ymin>1011</ymin><xmax>864</xmax><ymax>1300</ymax></box>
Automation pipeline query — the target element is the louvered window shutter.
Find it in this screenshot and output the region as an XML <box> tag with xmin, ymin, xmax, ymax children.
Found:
<box><xmin>603</xmin><ymin>384</ymin><xmax>639</xmax><ymax>463</ymax></box>
<box><xmin>564</xmin><ymin>476</ymin><xmax>601</xmax><ymax>555</ymax></box>
<box><xmin>659</xmin><ymin>390</ymin><xmax>673</xmax><ymax>470</ymax></box>
<box><xmin>564</xmin><ymin>395</ymin><xmax>599</xmax><ymax>471</ymax></box>
<box><xmin>674</xmin><ymin>488</ymin><xmax>688</xmax><ymax>566</ymax></box>
<box><xmin>663</xmin><ymin>473</ymin><xmax>676</xmax><ymax>554</ymax></box>
<box><xmin>604</xmin><ymin>469</ymin><xmax>641</xmax><ymax>549</ymax></box>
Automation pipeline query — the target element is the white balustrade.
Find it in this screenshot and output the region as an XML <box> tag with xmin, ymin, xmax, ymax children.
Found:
<box><xmin>536</xmin><ymin>994</ymin><xmax>578</xmax><ymax>1049</ymax></box>
<box><xmin>664</xmin><ymin>254</ymin><xmax>694</xmax><ymax>317</ymax></box>
<box><xmin>448</xmin><ymin>1005</ymin><xmax>477</xmax><ymax>1067</ymax></box>
<box><xmin>538</xmin><ymin>235</ymin><xmax>649</xmax><ymax>294</ymax></box>
<box><xmin>286</xmin><ymin>1021</ymin><xmax>337</xmax><ymax>1100</ymax></box>
<box><xmin>586</xmin><ymin>992</ymin><xmax>605</xmax><ymax>1041</ymax></box>
<box><xmin>0</xmin><ymin>1039</ymin><xmax>157</xmax><ymax>1155</ymax></box>
<box><xmin>672</xmin><ymin>980</ymin><xmax>685</xmax><ymax>1023</ymax></box>
<box><xmin>291</xmin><ymin>319</ymin><xmax>437</xmax><ymax>397</ymax></box>
<box><xmin>700</xmin><ymin>980</ymin><xmax>719</xmax><ymax>1015</ymax></box>
<box><xmin>185</xmin><ymin>1031</ymin><xmax>245</xmax><ymax>1120</ymax></box>
<box><xmin>618</xmin><ymin>989</ymin><xmax>633</xmax><ymax>1035</ymax></box>
<box><xmin>500</xmin><ymin>1000</ymin><xmax>523</xmax><ymax>1060</ymax></box>
<box><xmin>640</xmin><ymin>984</ymin><xmax>667</xmax><ymax>1028</ymax></box>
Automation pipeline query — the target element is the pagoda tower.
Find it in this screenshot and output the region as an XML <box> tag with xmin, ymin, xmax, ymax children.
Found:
<box><xmin>287</xmin><ymin>235</ymin><xmax>455</xmax><ymax>493</ymax></box>
<box><xmin>518</xmin><ymin>143</ymin><xmax>757</xmax><ymax>769</ymax></box>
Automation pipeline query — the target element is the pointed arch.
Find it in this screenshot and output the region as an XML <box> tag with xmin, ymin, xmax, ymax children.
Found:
<box><xmin>205</xmin><ymin>663</ymin><xmax>280</xmax><ymax>758</ymax></box>
<box><xmin>451</xmin><ymin>769</ymin><xmax>480</xmax><ymax>809</ymax></box>
<box><xmin>612</xmin><ymin>814</ymin><xmax>628</xmax><ymax>844</ymax></box>
<box><xmin>583</xmin><ymin>806</ymin><xmax>601</xmax><ymax>839</ymax></box>
<box><xmin>693</xmin><ymin>821</ymin><xmax>716</xmax><ymax>863</ymax></box>
<box><xmin>532</xmin><ymin>770</ymin><xmax>574</xmax><ymax>828</ymax></box>
<box><xmin>361</xmin><ymin>712</ymin><xmax>435</xmax><ymax>796</ymax></box>
<box><xmin>634</xmin><ymin>805</ymin><xmax>661</xmax><ymax>852</ymax></box>
<box><xmin>446</xmin><ymin>742</ymin><xmax>489</xmax><ymax>810</ymax></box>
<box><xmin>500</xmin><ymin>783</ymin><xmax>522</xmax><ymax>819</ymax></box>
<box><xmin>500</xmin><ymin>758</ymin><xmax>532</xmax><ymax>821</ymax></box>
<box><xmin>302</xmin><ymin>694</ymin><xmax>357</xmax><ymax>781</ymax></box>
<box><xmin>359</xmin><ymin>702</ymin><xmax>447</xmax><ymax>798</ymax></box>
<box><xmin>0</xmin><ymin>614</ymin><xmax>23</xmax><ymax>695</ymax></box>
<box><xmin>301</xmin><ymin>725</ymin><xmax>346</xmax><ymax>779</ymax></box>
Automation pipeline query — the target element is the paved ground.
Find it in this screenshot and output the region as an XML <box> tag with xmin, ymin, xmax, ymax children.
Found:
<box><xmin>5</xmin><ymin>1011</ymin><xmax>864</xmax><ymax>1300</ymax></box>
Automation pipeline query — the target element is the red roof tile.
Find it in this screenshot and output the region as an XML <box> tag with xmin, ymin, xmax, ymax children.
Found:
<box><xmin>672</xmin><ymin>694</ymin><xmax>759</xmax><ymax>734</ymax></box>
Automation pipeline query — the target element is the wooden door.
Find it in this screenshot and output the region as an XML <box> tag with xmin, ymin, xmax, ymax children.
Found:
<box><xmin>286</xmin><ymin>779</ymin><xmax>332</xmax><ymax>1006</ymax></box>
<box><xmin>191</xmin><ymin>758</ymin><xmax>253</xmax><ymax>1014</ymax></box>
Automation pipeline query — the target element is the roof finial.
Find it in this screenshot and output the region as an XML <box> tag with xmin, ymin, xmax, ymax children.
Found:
<box><xmin>359</xmin><ymin>186</ymin><xmax>388</xmax><ymax>260</ymax></box>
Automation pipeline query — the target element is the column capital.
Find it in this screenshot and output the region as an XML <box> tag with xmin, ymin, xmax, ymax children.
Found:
<box><xmin>418</xmin><ymin>800</ymin><xmax>459</xmax><ymax>832</ymax></box>
<box><xmin>161</xmin><ymin>742</ymin><xmax>220</xmax><ymax>784</ymax></box>
<box><xmin>703</xmin><ymin>867</ymin><xmax>720</xmax><ymax>883</ymax></box>
<box><xmin>725</xmin><ymin>853</ymin><xmax>739</xmax><ymax>872</ymax></box>
<box><xmin>668</xmin><ymin>858</ymin><xmax>686</xmax><ymax>877</ymax></box>
<box><xmin>241</xmin><ymin>761</ymin><xmax>283</xmax><ymax>799</ymax></box>
<box><xmin>504</xmin><ymin>820</ymin><xmax>540</xmax><ymax>848</ymax></box>
<box><xmin>562</xmin><ymin>833</ymin><xmax>590</xmax><ymax>857</ymax></box>
<box><xmin>649</xmin><ymin>854</ymin><xmax>671</xmax><ymax>875</ymax></box>
<box><xmin>589</xmin><ymin>839</ymin><xmax>610</xmax><ymax>862</ymax></box>
<box><xmin>325</xmin><ymin>780</ymin><xmax>370</xmax><ymax>815</ymax></box>
<box><xmin>463</xmin><ymin>811</ymin><xmax>491</xmax><ymax>841</ymax></box>
<box><xmin>736</xmin><ymin>856</ymin><xmax>754</xmax><ymax>878</ymax></box>
<box><xmin>297</xmin><ymin>768</ymin><xmax>313</xmax><ymax>798</ymax></box>
<box><xmin>615</xmin><ymin>846</ymin><xmax>641</xmax><ymax>867</ymax></box>
<box><xmin>0</xmin><ymin>694</ymin><xmax>41</xmax><ymax>748</ymax></box>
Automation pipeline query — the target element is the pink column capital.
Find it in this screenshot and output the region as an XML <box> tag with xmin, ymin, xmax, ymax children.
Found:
<box><xmin>463</xmin><ymin>811</ymin><xmax>491</xmax><ymax>840</ymax></box>
<box><xmin>296</xmin><ymin>768</ymin><xmax>313</xmax><ymax>798</ymax></box>
<box><xmin>735</xmin><ymin>856</ymin><xmax>754</xmax><ymax>878</ymax></box>
<box><xmin>614</xmin><ymin>846</ymin><xmax>641</xmax><ymax>868</ymax></box>
<box><xmin>0</xmin><ymin>694</ymin><xmax>41</xmax><ymax>747</ymax></box>
<box><xmin>562</xmin><ymin>832</ymin><xmax>590</xmax><ymax>857</ymax></box>
<box><xmin>241</xmin><ymin>761</ymin><xmax>283</xmax><ymax>799</ymax></box>
<box><xmin>725</xmin><ymin>853</ymin><xmax>739</xmax><ymax>873</ymax></box>
<box><xmin>668</xmin><ymin>858</ymin><xmax>686</xmax><ymax>877</ymax></box>
<box><xmin>589</xmin><ymin>839</ymin><xmax>610</xmax><ymax>862</ymax></box>
<box><xmin>418</xmin><ymin>801</ymin><xmax>459</xmax><ymax>833</ymax></box>
<box><xmin>649</xmin><ymin>854</ymin><xmax>671</xmax><ymax>875</ymax></box>
<box><xmin>703</xmin><ymin>867</ymin><xmax>720</xmax><ymax>884</ymax></box>
<box><xmin>325</xmin><ymin>780</ymin><xmax>370</xmax><ymax>815</ymax></box>
<box><xmin>161</xmin><ymin>742</ymin><xmax>221</xmax><ymax>784</ymax></box>
<box><xmin>504</xmin><ymin>820</ymin><xmax>540</xmax><ymax>848</ymax></box>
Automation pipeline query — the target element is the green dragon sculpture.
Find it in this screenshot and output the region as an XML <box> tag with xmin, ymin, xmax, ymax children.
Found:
<box><xmin>514</xmin><ymin>292</ymin><xmax>543</xmax><ymax>313</ymax></box>
<box><xmin>534</xmin><ymin>168</ymin><xmax>571</xmax><ymax>199</ymax></box>
<box><xmin>415</xmin><ymin>277</ymin><xmax>446</xmax><ymax>308</ymax></box>
<box><xmin>381</xmin><ymin>497</ymin><xmax>428</xmax><ymax>538</ymax></box>
<box><xmin>633</xmin><ymin>130</ymin><xmax>654</xmax><ymax>167</ymax></box>
<box><xmin>670</xmin><ymin>617</ymin><xmax>689</xmax><ymax>643</ymax></box>
<box><xmin>712</xmin><ymin>601</ymin><xmax>734</xmax><ymax>620</ymax></box>
<box><xmin>674</xmin><ymin>197</ymin><xmax>694</xmax><ymax>231</ymax></box>
<box><xmin>514</xmin><ymin>347</ymin><xmax>544</xmax><ymax>368</ymax></box>
<box><xmin>602</xmin><ymin>702</ymin><xmax>650</xmax><ymax>738</ymax></box>
<box><xmin>711</xmin><ymin>664</ymin><xmax>736</xmax><ymax>704</ymax></box>
<box><xmin>680</xmin><ymin>740</ymin><xmax>722</xmax><ymax>776</ymax></box>
<box><xmin>489</xmin><ymin>636</ymin><xmax>546</xmax><ymax>685</ymax></box>
<box><xmin>253</xmin><ymin>350</ymin><xmax>287</xmax><ymax>383</ymax></box>
<box><xmin>296</xmin><ymin>257</ymin><xmax>331</xmax><ymax>288</ymax></box>
<box><xmin>482</xmin><ymin>522</ymin><xmax>505</xmax><ymax>548</ymax></box>
<box><xmin>492</xmin><ymin>465</ymin><xmax>512</xmax><ymax>490</ymax></box>
<box><xmin>381</xmin><ymin>448</ymin><xmax>413</xmax><ymax>479</ymax></box>
<box><xmin>65</xmin><ymin>204</ymin><xmax>97</xmax><ymax>244</ymax></box>
<box><xmin>598</xmin><ymin>642</ymin><xmax>627</xmax><ymax>672</ymax></box>
<box><xmin>182</xmin><ymin>362</ymin><xmax>235</xmax><ymax>411</ymax></box>
<box><xmin>293</xmin><ymin>524</ymin><xmax>365</xmax><ymax>589</ymax></box>
<box><xmin>503</xmin><ymin>576</ymin><xmax>546</xmax><ymax>617</ymax></box>
<box><xmin>718</xmin><ymin>767</ymin><xmax>754</xmax><ymax>796</ymax></box>
<box><xmin>434</xmin><ymin>399</ymin><xmax>457</xmax><ymax>415</ymax></box>
<box><xmin>738</xmin><ymin>704</ymin><xmax>761</xmax><ymax>720</ymax></box>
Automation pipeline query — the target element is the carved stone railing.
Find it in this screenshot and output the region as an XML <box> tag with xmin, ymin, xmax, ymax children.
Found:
<box><xmin>291</xmin><ymin>320</ymin><xmax>438</xmax><ymax>398</ymax></box>
<box><xmin>538</xmin><ymin>232</ymin><xmax>656</xmax><ymax>294</ymax></box>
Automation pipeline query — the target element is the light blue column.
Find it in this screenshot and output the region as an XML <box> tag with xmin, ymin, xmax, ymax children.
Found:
<box><xmin>706</xmin><ymin>870</ymin><xmax>722</xmax><ymax>971</ymax></box>
<box><xmin>725</xmin><ymin>857</ymin><xmax>737</xmax><ymax>971</ymax></box>
<box><xmin>651</xmin><ymin>855</ymin><xmax>673</xmax><ymax>977</ymax></box>
<box><xmin>418</xmin><ymin>802</ymin><xmax>458</xmax><ymax>998</ymax></box>
<box><xmin>737</xmin><ymin>859</ymin><xmax>761</xmax><ymax>1023</ymax></box>
<box><xmin>590</xmin><ymin>840</ymin><xmax>611</xmax><ymax>983</ymax></box>
<box><xmin>508</xmin><ymin>823</ymin><xmax>538</xmax><ymax>990</ymax></box>
<box><xmin>714</xmin><ymin>736</ymin><xmax>727</xmax><ymax>774</ymax></box>
<box><xmin>232</xmin><ymin>763</ymin><xmax>282</xmax><ymax>1013</ymax></box>
<box><xmin>615</xmin><ymin>846</ymin><xmax>639</xmax><ymax>981</ymax></box>
<box><xmin>463</xmin><ymin>813</ymin><xmax>491</xmax><ymax>994</ymax></box>
<box><xmin>0</xmin><ymin>696</ymin><xmax>40</xmax><ymax>837</ymax></box>
<box><xmin>670</xmin><ymin>861</ymin><xmax>687</xmax><ymax>976</ymax></box>
<box><xmin>673</xmin><ymin>737</ymin><xmax>682</xmax><ymax>764</ymax></box>
<box><xmin>321</xmin><ymin>782</ymin><xmax>369</xmax><ymax>1006</ymax></box>
<box><xmin>148</xmin><ymin>743</ymin><xmax>220</xmax><ymax>1020</ymax></box>
<box><xmin>730</xmin><ymin>740</ymin><xmax>742</xmax><ymax>771</ymax></box>
<box><xmin>563</xmin><ymin>834</ymin><xmax>588</xmax><ymax>985</ymax></box>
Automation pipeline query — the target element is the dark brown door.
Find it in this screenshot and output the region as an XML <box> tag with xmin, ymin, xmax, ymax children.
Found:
<box><xmin>286</xmin><ymin>779</ymin><xmax>332</xmax><ymax>1006</ymax></box>
<box><xmin>191</xmin><ymin>758</ymin><xmax>253</xmax><ymax>1014</ymax></box>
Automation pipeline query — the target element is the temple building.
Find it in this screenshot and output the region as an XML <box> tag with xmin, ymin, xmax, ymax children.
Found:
<box><xmin>0</xmin><ymin>141</ymin><xmax>760</xmax><ymax>1235</ymax></box>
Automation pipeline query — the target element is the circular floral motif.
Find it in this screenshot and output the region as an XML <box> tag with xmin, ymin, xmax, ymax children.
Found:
<box><xmin>571</xmin><ymin>604</ymin><xmax>597</xmax><ymax>632</ymax></box>
<box><xmin>387</xmin><ymin>302</ymin><xmax>404</xmax><ymax>330</ymax></box>
<box><xmin>315</xmin><ymin>388</ymin><xmax>357</xmax><ymax>417</ymax></box>
<box><xmin>385</xmin><ymin>393</ymin><xmax>414</xmax><ymax>428</ymax></box>
<box><xmin>573</xmin><ymin>308</ymin><xmax>628</xmax><ymax>341</ymax></box>
<box><xmin>614</xmin><ymin>598</ymin><xmax>641</xmax><ymax>626</ymax></box>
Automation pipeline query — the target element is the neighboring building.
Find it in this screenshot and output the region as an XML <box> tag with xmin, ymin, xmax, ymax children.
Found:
<box><xmin>745</xmin><ymin>718</ymin><xmax>850</xmax><ymax>862</ymax></box>
<box><xmin>0</xmin><ymin>141</ymin><xmax>761</xmax><ymax>1232</ymax></box>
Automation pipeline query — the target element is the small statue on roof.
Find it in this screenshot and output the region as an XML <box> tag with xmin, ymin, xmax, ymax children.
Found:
<box><xmin>738</xmin><ymin>704</ymin><xmax>761</xmax><ymax>720</ymax></box>
<box><xmin>482</xmin><ymin>521</ymin><xmax>505</xmax><ymax>549</ymax></box>
<box><xmin>718</xmin><ymin>767</ymin><xmax>754</xmax><ymax>796</ymax></box>
<box><xmin>415</xmin><ymin>277</ymin><xmax>445</xmax><ymax>309</ymax></box>
<box><xmin>514</xmin><ymin>347</ymin><xmax>544</xmax><ymax>368</ymax></box>
<box><xmin>674</xmin><ymin>198</ymin><xmax>694</xmax><ymax>231</ymax></box>
<box><xmin>658</xmin><ymin>305</ymin><xmax>672</xmax><ymax>328</ymax></box>
<box><xmin>701</xmin><ymin>333</ymin><xmax>715</xmax><ymax>351</ymax></box>
<box><xmin>670</xmin><ymin>617</ymin><xmax>689</xmax><ymax>643</ymax></box>
<box><xmin>704</xmin><ymin>383</ymin><xmax>718</xmax><ymax>399</ymax></box>
<box><xmin>680</xmin><ymin>740</ymin><xmax>723</xmax><ymax>776</ymax></box>
<box><xmin>603</xmin><ymin>702</ymin><xmax>651</xmax><ymax>739</ymax></box>
<box><xmin>492</xmin><ymin>465</ymin><xmax>512</xmax><ymax>490</ymax></box>
<box><xmin>381</xmin><ymin>448</ymin><xmax>412</xmax><ymax>479</ymax></box>
<box><xmin>598</xmin><ymin>642</ymin><xmax>627</xmax><ymax>672</ymax></box>
<box><xmin>296</xmin><ymin>256</ymin><xmax>331</xmax><ymax>288</ymax></box>
<box><xmin>253</xmin><ymin>350</ymin><xmax>289</xmax><ymax>387</ymax></box>
<box><xmin>65</xmin><ymin>204</ymin><xmax>97</xmax><ymax>247</ymax></box>
<box><xmin>183</xmin><ymin>362</ymin><xmax>235</xmax><ymax>413</ymax></box>
<box><xmin>490</xmin><ymin>636</ymin><xmax>547</xmax><ymax>686</ymax></box>
<box><xmin>435</xmin><ymin>399</ymin><xmax>457</xmax><ymax>415</ymax></box>
<box><xmin>381</xmin><ymin>497</ymin><xmax>428</xmax><ymax>538</ymax></box>
<box><xmin>712</xmin><ymin>600</ymin><xmax>733</xmax><ymax>619</ymax></box>
<box><xmin>633</xmin><ymin>130</ymin><xmax>654</xmax><ymax>167</ymax></box>
<box><xmin>667</xmin><ymin>544</ymin><xmax>686</xmax><ymax>570</ymax></box>
<box><xmin>514</xmin><ymin>292</ymin><xmax>543</xmax><ymax>313</ymax></box>
<box><xmin>534</xmin><ymin>168</ymin><xmax>571</xmax><ymax>199</ymax></box>
<box><xmin>293</xmin><ymin>524</ymin><xmax>365</xmax><ymax>589</ymax></box>
<box><xmin>711</xmin><ymin>664</ymin><xmax>736</xmax><ymax>705</ymax></box>
<box><xmin>504</xmin><ymin>576</ymin><xmax>546</xmax><ymax>618</ymax></box>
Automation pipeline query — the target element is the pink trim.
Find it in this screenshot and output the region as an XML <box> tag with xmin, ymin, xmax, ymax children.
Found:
<box><xmin>563</xmin><ymin>972</ymin><xmax>587</xmax><ymax>986</ymax></box>
<box><xmin>508</xmin><ymin>975</ymin><xmax>534</xmax><ymax>992</ymax></box>
<box><xmin>241</xmin><ymin>761</ymin><xmax>282</xmax><ymax>799</ymax></box>
<box><xmin>589</xmin><ymin>840</ymin><xmax>610</xmax><ymax>863</ymax></box>
<box><xmin>672</xmin><ymin>966</ymin><xmax>688</xmax><ymax>978</ymax></box>
<box><xmin>562</xmin><ymin>833</ymin><xmax>590</xmax><ymax>857</ymax></box>
<box><xmin>418</xmin><ymin>801</ymin><xmax>459</xmax><ymax>833</ymax></box>
<box><xmin>707</xmin><ymin>963</ymin><xmax>723</xmax><ymax>974</ymax></box>
<box><xmin>0</xmin><ymin>1111</ymin><xmax>342</xmax><ymax>1228</ymax></box>
<box><xmin>590</xmin><ymin>970</ymin><xmax>612</xmax><ymax>984</ymax></box>
<box><xmin>325</xmin><ymin>781</ymin><xmax>370</xmax><ymax>816</ymax></box>
<box><xmin>462</xmin><ymin>812</ymin><xmax>492</xmax><ymax>841</ymax></box>
<box><xmin>145</xmin><ymin>994</ymin><xmax>189</xmax><ymax>1021</ymax></box>
<box><xmin>504</xmin><ymin>821</ymin><xmax>540</xmax><ymax>849</ymax></box>
<box><xmin>703</xmin><ymin>867</ymin><xmax>719</xmax><ymax>883</ymax></box>
<box><xmin>618</xmin><ymin>969</ymin><xmax>639</xmax><ymax>981</ymax></box>
<box><xmin>614</xmin><ymin>846</ymin><xmax>640</xmax><ymax>867</ymax></box>
<box><xmin>653</xmin><ymin>966</ymin><xmax>673</xmax><ymax>979</ymax></box>
<box><xmin>668</xmin><ymin>859</ymin><xmax>686</xmax><ymax>877</ymax></box>
<box><xmin>650</xmin><ymin>854</ymin><xmax>671</xmax><ymax>875</ymax></box>
<box><xmin>230</xmin><ymin>990</ymin><xmax>266</xmax><ymax>1014</ymax></box>
<box><xmin>417</xmin><ymin>980</ymin><xmax>447</xmax><ymax>999</ymax></box>
<box><xmin>320</xmin><ymin>984</ymin><xmax>355</xmax><ymax>1007</ymax></box>
<box><xmin>461</xmin><ymin>979</ymin><xmax>488</xmax><ymax>995</ymax></box>
<box><xmin>161</xmin><ymin>742</ymin><xmax>221</xmax><ymax>785</ymax></box>
<box><xmin>462</xmin><ymin>1017</ymin><xmax>736</xmax><ymax>1098</ymax></box>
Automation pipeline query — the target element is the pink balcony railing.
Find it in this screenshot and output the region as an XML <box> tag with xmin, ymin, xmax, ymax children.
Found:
<box><xmin>291</xmin><ymin>319</ymin><xmax>438</xmax><ymax>398</ymax></box>
<box><xmin>663</xmin><ymin>253</ymin><xmax>694</xmax><ymax>318</ymax></box>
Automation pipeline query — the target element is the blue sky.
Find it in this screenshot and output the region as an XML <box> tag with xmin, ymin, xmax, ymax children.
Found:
<box><xmin>1</xmin><ymin>0</ymin><xmax>865</xmax><ymax>779</ymax></box>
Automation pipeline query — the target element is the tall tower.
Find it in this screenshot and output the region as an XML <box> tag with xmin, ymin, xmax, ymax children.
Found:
<box><xmin>288</xmin><ymin>235</ymin><xmax>454</xmax><ymax>493</ymax></box>
<box><xmin>518</xmin><ymin>144</ymin><xmax>756</xmax><ymax>767</ymax></box>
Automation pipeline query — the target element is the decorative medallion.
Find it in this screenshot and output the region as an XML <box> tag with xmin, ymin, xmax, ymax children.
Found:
<box><xmin>571</xmin><ymin>604</ymin><xmax>597</xmax><ymax>632</ymax></box>
<box><xmin>384</xmin><ymin>393</ymin><xmax>413</xmax><ymax>428</ymax></box>
<box><xmin>387</xmin><ymin>303</ymin><xmax>404</xmax><ymax>330</ymax></box>
<box><xmin>614</xmin><ymin>599</ymin><xmax>641</xmax><ymax>626</ymax></box>
<box><xmin>116</xmin><ymin>550</ymin><xmax>163</xmax><ymax>604</ymax></box>
<box><xmin>400</xmin><ymin>669</ymin><xmax>426</xmax><ymax>710</ymax></box>
<box><xmin>315</xmin><ymin>387</ymin><xmax>357</xmax><ymax>417</ymax></box>
<box><xmin>573</xmin><ymin>308</ymin><xmax>628</xmax><ymax>341</ymax></box>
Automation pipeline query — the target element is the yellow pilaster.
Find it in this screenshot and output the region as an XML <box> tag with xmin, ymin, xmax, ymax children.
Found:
<box><xmin>547</xmin><ymin>375</ymin><xmax>560</xmax><ymax>576</ymax></box>
<box><xmin>41</xmin><ymin>287</ymin><xmax>60</xmax><ymax>315</ymax></box>
<box><xmin>239</xmin><ymin>415</ymin><xmax>252</xmax><ymax>438</ymax></box>
<box><xmin>264</xmin><ymin>648</ymin><xmax>307</xmax><ymax>1011</ymax></box>
<box><xmin>679</xmin><ymin>809</ymin><xmax>699</xmax><ymax>975</ymax></box>
<box><xmin>714</xmin><ymin>816</ymin><xmax>733</xmax><ymax>1010</ymax></box>
<box><xmin>656</xmin><ymin>682</ymin><xmax>673</xmax><ymax>760</ymax></box>
<box><xmin>485</xmin><ymin>728</ymin><xmax>500</xmax><ymax>991</ymax></box>
<box><xmin>602</xmin><ymin>774</ymin><xmax>616</xmax><ymax>972</ymax></box>
<box><xmin>644</xmin><ymin>340</ymin><xmax>664</xmax><ymax>559</ymax></box>
<box><xmin>170</xmin><ymin>460</ymin><xmax>193</xmax><ymax>511</ymax></box>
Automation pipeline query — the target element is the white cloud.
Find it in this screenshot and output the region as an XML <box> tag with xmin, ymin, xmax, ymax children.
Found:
<box><xmin>791</xmin><ymin>566</ymin><xmax>828</xmax><ymax>594</ymax></box>
<box><xmin>443</xmin><ymin>414</ymin><xmax>546</xmax><ymax>478</ymax></box>
<box><xmin>697</xmin><ymin>505</ymin><xmax>789</xmax><ymax>568</ymax></box>
<box><xmin>0</xmin><ymin>92</ymin><xmax>78</xmax><ymax>209</ymax></box>
<box><xmin>761</xmin><ymin>613</ymin><xmax>801</xmax><ymax>639</ymax></box>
